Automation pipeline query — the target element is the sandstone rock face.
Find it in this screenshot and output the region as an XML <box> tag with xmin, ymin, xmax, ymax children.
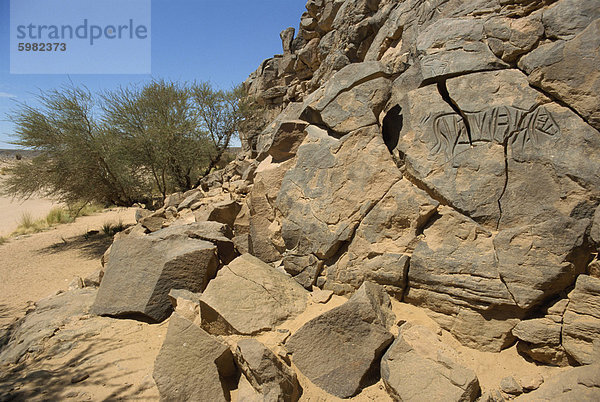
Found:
<box><xmin>240</xmin><ymin>0</ymin><xmax>600</xmax><ymax>355</ymax></box>
<box><xmin>512</xmin><ymin>275</ymin><xmax>600</xmax><ymax>366</ymax></box>
<box><xmin>277</xmin><ymin>124</ymin><xmax>401</xmax><ymax>260</ymax></box>
<box><xmin>91</xmin><ymin>224</ymin><xmax>222</xmax><ymax>322</ymax></box>
<box><xmin>234</xmin><ymin>339</ymin><xmax>301</xmax><ymax>402</ymax></box>
<box><xmin>562</xmin><ymin>275</ymin><xmax>600</xmax><ymax>365</ymax></box>
<box><xmin>153</xmin><ymin>314</ymin><xmax>236</xmax><ymax>401</ymax></box>
<box><xmin>285</xmin><ymin>282</ymin><xmax>394</xmax><ymax>398</ymax></box>
<box><xmin>199</xmin><ymin>254</ymin><xmax>308</xmax><ymax>335</ymax></box>
<box><xmin>381</xmin><ymin>324</ymin><xmax>481</xmax><ymax>402</ymax></box>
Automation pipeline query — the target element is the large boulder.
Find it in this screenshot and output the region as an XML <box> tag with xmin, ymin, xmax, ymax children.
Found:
<box><xmin>285</xmin><ymin>282</ymin><xmax>394</xmax><ymax>398</ymax></box>
<box><xmin>277</xmin><ymin>124</ymin><xmax>402</xmax><ymax>260</ymax></box>
<box><xmin>153</xmin><ymin>313</ymin><xmax>236</xmax><ymax>401</ymax></box>
<box><xmin>91</xmin><ymin>228</ymin><xmax>219</xmax><ymax>322</ymax></box>
<box><xmin>326</xmin><ymin>179</ymin><xmax>438</xmax><ymax>295</ymax></box>
<box><xmin>381</xmin><ymin>324</ymin><xmax>480</xmax><ymax>402</ymax></box>
<box><xmin>199</xmin><ymin>254</ymin><xmax>308</xmax><ymax>335</ymax></box>
<box><xmin>248</xmin><ymin>156</ymin><xmax>297</xmax><ymax>263</ymax></box>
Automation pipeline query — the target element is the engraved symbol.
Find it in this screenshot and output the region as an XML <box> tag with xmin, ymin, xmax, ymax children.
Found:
<box><xmin>426</xmin><ymin>106</ymin><xmax>560</xmax><ymax>159</ymax></box>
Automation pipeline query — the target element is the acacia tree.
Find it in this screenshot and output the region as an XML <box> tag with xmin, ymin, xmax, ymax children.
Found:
<box><xmin>3</xmin><ymin>80</ymin><xmax>249</xmax><ymax>206</ymax></box>
<box><xmin>4</xmin><ymin>86</ymin><xmax>143</xmax><ymax>206</ymax></box>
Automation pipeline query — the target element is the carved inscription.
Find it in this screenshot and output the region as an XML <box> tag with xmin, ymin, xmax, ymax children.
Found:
<box><xmin>427</xmin><ymin>105</ymin><xmax>560</xmax><ymax>158</ymax></box>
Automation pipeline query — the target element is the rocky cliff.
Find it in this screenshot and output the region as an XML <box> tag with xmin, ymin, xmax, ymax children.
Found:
<box><xmin>238</xmin><ymin>0</ymin><xmax>600</xmax><ymax>354</ymax></box>
<box><xmin>2</xmin><ymin>0</ymin><xmax>599</xmax><ymax>400</ymax></box>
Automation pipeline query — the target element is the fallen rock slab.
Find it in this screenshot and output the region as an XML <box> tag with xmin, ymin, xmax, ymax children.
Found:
<box><xmin>381</xmin><ymin>324</ymin><xmax>481</xmax><ymax>402</ymax></box>
<box><xmin>153</xmin><ymin>313</ymin><xmax>236</xmax><ymax>401</ymax></box>
<box><xmin>199</xmin><ymin>254</ymin><xmax>308</xmax><ymax>335</ymax></box>
<box><xmin>285</xmin><ymin>282</ymin><xmax>394</xmax><ymax>398</ymax></box>
<box><xmin>91</xmin><ymin>232</ymin><xmax>218</xmax><ymax>322</ymax></box>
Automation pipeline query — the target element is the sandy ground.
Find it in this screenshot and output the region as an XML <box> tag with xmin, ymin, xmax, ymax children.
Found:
<box><xmin>0</xmin><ymin>193</ymin><xmax>59</xmax><ymax>237</ymax></box>
<box><xmin>0</xmin><ymin>206</ymin><xmax>169</xmax><ymax>400</ymax></box>
<box><xmin>0</xmin><ymin>207</ymin><xmax>137</xmax><ymax>331</ymax></box>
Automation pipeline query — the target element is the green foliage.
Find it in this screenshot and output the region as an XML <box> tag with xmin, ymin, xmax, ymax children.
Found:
<box><xmin>46</xmin><ymin>207</ymin><xmax>74</xmax><ymax>225</ymax></box>
<box><xmin>3</xmin><ymin>80</ymin><xmax>248</xmax><ymax>206</ymax></box>
<box><xmin>12</xmin><ymin>212</ymin><xmax>46</xmax><ymax>236</ymax></box>
<box><xmin>0</xmin><ymin>236</ymin><xmax>7</xmax><ymax>245</ymax></box>
<box><xmin>11</xmin><ymin>204</ymin><xmax>103</xmax><ymax>237</ymax></box>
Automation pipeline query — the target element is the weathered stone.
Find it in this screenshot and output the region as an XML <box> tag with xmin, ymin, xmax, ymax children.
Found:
<box><xmin>494</xmin><ymin>217</ymin><xmax>591</xmax><ymax>310</ymax></box>
<box><xmin>163</xmin><ymin>192</ymin><xmax>184</xmax><ymax>209</ymax></box>
<box><xmin>177</xmin><ymin>190</ymin><xmax>203</xmax><ymax>211</ymax></box>
<box><xmin>500</xmin><ymin>376</ymin><xmax>523</xmax><ymax>395</ymax></box>
<box><xmin>168</xmin><ymin>289</ymin><xmax>202</xmax><ymax>325</ymax></box>
<box><xmin>484</xmin><ymin>15</ymin><xmax>544</xmax><ymax>62</ymax></box>
<box><xmin>203</xmin><ymin>200</ymin><xmax>242</xmax><ymax>228</ymax></box>
<box><xmin>416</xmin><ymin>17</ymin><xmax>508</xmax><ymax>80</ymax></box>
<box><xmin>592</xmin><ymin>206</ymin><xmax>600</xmax><ymax>245</ymax></box>
<box><xmin>381</xmin><ymin>324</ymin><xmax>481</xmax><ymax>402</ymax></box>
<box><xmin>199</xmin><ymin>254</ymin><xmax>308</xmax><ymax>335</ymax></box>
<box><xmin>542</xmin><ymin>0</ymin><xmax>600</xmax><ymax>40</ymax></box>
<box><xmin>513</xmin><ymin>318</ymin><xmax>562</xmax><ymax>346</ymax></box>
<box><xmin>280</xmin><ymin>27</ymin><xmax>295</xmax><ymax>54</ymax></box>
<box><xmin>519</xmin><ymin>20</ymin><xmax>600</xmax><ymax>130</ymax></box>
<box><xmin>405</xmin><ymin>207</ymin><xmax>520</xmax><ymax>351</ymax></box>
<box><xmin>139</xmin><ymin>213</ymin><xmax>168</xmax><ymax>232</ymax></box>
<box><xmin>318</xmin><ymin>77</ymin><xmax>391</xmax><ymax>134</ymax></box>
<box><xmin>519</xmin><ymin>373</ymin><xmax>544</xmax><ymax>391</ymax></box>
<box><xmin>153</xmin><ymin>314</ymin><xmax>236</xmax><ymax>401</ymax></box>
<box><xmin>516</xmin><ymin>365</ymin><xmax>600</xmax><ymax>401</ymax></box>
<box><xmin>151</xmin><ymin>221</ymin><xmax>236</xmax><ymax>264</ymax></box>
<box><xmin>91</xmin><ymin>231</ymin><xmax>218</xmax><ymax>322</ymax></box>
<box><xmin>234</xmin><ymin>339</ymin><xmax>300</xmax><ymax>402</ymax></box>
<box><xmin>327</xmin><ymin>179</ymin><xmax>438</xmax><ymax>295</ymax></box>
<box><xmin>268</xmin><ymin>120</ymin><xmax>309</xmax><ymax>162</ymax></box>
<box><xmin>0</xmin><ymin>289</ymin><xmax>96</xmax><ymax>365</ymax></box>
<box><xmin>311</xmin><ymin>286</ymin><xmax>333</xmax><ymax>303</ymax></box>
<box><xmin>562</xmin><ymin>275</ymin><xmax>600</xmax><ymax>365</ymax></box>
<box><xmin>249</xmin><ymin>156</ymin><xmax>296</xmax><ymax>263</ymax></box>
<box><xmin>282</xmin><ymin>253</ymin><xmax>323</xmax><ymax>289</ymax></box>
<box><xmin>277</xmin><ymin>125</ymin><xmax>401</xmax><ymax>260</ymax></box>
<box><xmin>285</xmin><ymin>282</ymin><xmax>394</xmax><ymax>398</ymax></box>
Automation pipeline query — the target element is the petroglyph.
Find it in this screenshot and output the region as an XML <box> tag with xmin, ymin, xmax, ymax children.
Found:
<box><xmin>425</xmin><ymin>105</ymin><xmax>560</xmax><ymax>158</ymax></box>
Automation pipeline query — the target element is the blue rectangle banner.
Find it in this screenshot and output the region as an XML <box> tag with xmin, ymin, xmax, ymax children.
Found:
<box><xmin>10</xmin><ymin>0</ymin><xmax>151</xmax><ymax>74</ymax></box>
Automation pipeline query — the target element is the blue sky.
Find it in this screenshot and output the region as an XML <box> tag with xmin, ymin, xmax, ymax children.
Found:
<box><xmin>0</xmin><ymin>0</ymin><xmax>306</xmax><ymax>148</ymax></box>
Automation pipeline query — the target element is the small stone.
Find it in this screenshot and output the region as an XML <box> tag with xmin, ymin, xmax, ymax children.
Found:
<box><xmin>519</xmin><ymin>373</ymin><xmax>544</xmax><ymax>391</ymax></box>
<box><xmin>500</xmin><ymin>376</ymin><xmax>523</xmax><ymax>395</ymax></box>
<box><xmin>70</xmin><ymin>372</ymin><xmax>89</xmax><ymax>384</ymax></box>
<box><xmin>311</xmin><ymin>286</ymin><xmax>333</xmax><ymax>303</ymax></box>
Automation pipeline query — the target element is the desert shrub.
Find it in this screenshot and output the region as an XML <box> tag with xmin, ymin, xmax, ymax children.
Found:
<box><xmin>45</xmin><ymin>207</ymin><xmax>74</xmax><ymax>225</ymax></box>
<box><xmin>0</xmin><ymin>236</ymin><xmax>7</xmax><ymax>245</ymax></box>
<box><xmin>3</xmin><ymin>80</ymin><xmax>249</xmax><ymax>206</ymax></box>
<box><xmin>102</xmin><ymin>220</ymin><xmax>125</xmax><ymax>236</ymax></box>
<box><xmin>12</xmin><ymin>212</ymin><xmax>46</xmax><ymax>236</ymax></box>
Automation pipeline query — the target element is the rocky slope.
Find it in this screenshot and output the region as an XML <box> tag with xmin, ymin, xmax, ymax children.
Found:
<box><xmin>2</xmin><ymin>0</ymin><xmax>600</xmax><ymax>401</ymax></box>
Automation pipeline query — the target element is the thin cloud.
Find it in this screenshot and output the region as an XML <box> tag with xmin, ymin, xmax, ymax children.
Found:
<box><xmin>0</xmin><ymin>92</ymin><xmax>17</xmax><ymax>98</ymax></box>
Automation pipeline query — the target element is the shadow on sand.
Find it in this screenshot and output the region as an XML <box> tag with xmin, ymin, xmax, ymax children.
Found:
<box><xmin>0</xmin><ymin>330</ymin><xmax>155</xmax><ymax>401</ymax></box>
<box><xmin>37</xmin><ymin>231</ymin><xmax>116</xmax><ymax>261</ymax></box>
